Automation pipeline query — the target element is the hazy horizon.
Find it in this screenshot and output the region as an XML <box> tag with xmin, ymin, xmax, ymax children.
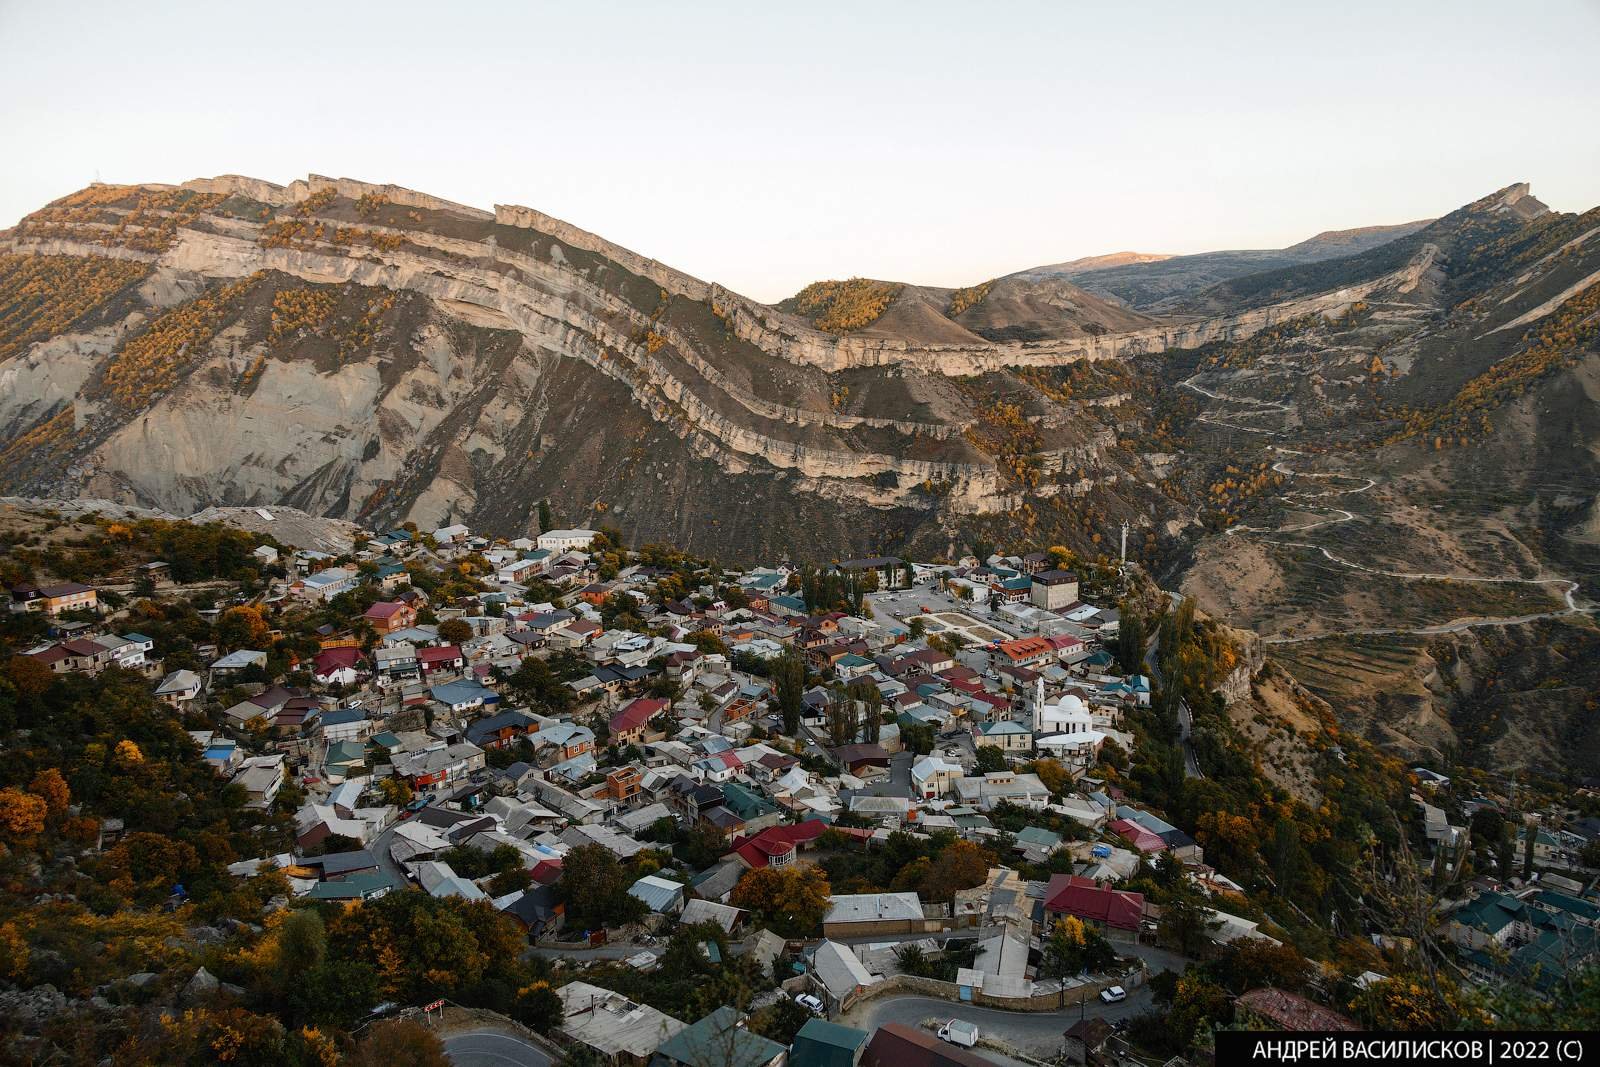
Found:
<box><xmin>3</xmin><ymin>0</ymin><xmax>1597</xmax><ymax>302</ymax></box>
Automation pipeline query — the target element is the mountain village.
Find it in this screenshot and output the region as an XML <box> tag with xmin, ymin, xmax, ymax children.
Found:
<box><xmin>9</xmin><ymin>505</ymin><xmax>1598</xmax><ymax>1066</ymax></box>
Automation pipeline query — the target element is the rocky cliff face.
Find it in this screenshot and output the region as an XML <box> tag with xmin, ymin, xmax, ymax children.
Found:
<box><xmin>0</xmin><ymin>175</ymin><xmax>1591</xmax><ymax>581</ymax></box>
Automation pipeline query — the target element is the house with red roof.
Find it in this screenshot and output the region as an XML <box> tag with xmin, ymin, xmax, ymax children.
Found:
<box><xmin>363</xmin><ymin>600</ymin><xmax>417</xmax><ymax>634</ymax></box>
<box><xmin>728</xmin><ymin>818</ymin><xmax>830</xmax><ymax>870</ymax></box>
<box><xmin>1043</xmin><ymin>874</ymin><xmax>1145</xmax><ymax>939</ymax></box>
<box><xmin>994</xmin><ymin>636</ymin><xmax>1054</xmax><ymax>667</ymax></box>
<box><xmin>1109</xmin><ymin>818</ymin><xmax>1168</xmax><ymax>854</ymax></box>
<box><xmin>416</xmin><ymin>644</ymin><xmax>465</xmax><ymax>676</ymax></box>
<box><xmin>609</xmin><ymin>697</ymin><xmax>669</xmax><ymax>746</ymax></box>
<box><xmin>312</xmin><ymin>647</ymin><xmax>366</xmax><ymax>686</ymax></box>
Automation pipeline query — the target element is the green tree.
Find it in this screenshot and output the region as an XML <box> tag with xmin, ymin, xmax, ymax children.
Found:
<box><xmin>538</xmin><ymin>499</ymin><xmax>554</xmax><ymax>533</ymax></box>
<box><xmin>772</xmin><ymin>649</ymin><xmax>806</xmax><ymax>736</ymax></box>
<box><xmin>975</xmin><ymin>746</ymin><xmax>1007</xmax><ymax>773</ymax></box>
<box><xmin>558</xmin><ymin>844</ymin><xmax>648</xmax><ymax>931</ymax></box>
<box><xmin>1116</xmin><ymin>601</ymin><xmax>1146</xmax><ymax>676</ymax></box>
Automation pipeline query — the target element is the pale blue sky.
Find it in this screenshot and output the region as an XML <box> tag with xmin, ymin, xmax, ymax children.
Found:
<box><xmin>3</xmin><ymin>1</ymin><xmax>1597</xmax><ymax>301</ymax></box>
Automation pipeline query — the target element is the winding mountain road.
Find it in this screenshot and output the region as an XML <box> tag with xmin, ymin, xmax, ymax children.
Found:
<box><xmin>1178</xmin><ymin>379</ymin><xmax>1594</xmax><ymax>642</ymax></box>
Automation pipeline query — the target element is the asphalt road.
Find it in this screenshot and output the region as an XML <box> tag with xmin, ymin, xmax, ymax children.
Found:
<box><xmin>442</xmin><ymin>1029</ymin><xmax>552</xmax><ymax>1067</ymax></box>
<box><xmin>842</xmin><ymin>983</ymin><xmax>1153</xmax><ymax>1060</ymax></box>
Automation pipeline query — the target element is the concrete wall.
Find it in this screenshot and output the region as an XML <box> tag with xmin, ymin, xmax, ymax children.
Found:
<box><xmin>842</xmin><ymin>960</ymin><xmax>1146</xmax><ymax>1014</ymax></box>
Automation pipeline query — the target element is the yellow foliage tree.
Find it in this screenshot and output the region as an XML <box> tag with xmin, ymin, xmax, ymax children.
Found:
<box><xmin>0</xmin><ymin>788</ymin><xmax>48</xmax><ymax>840</ymax></box>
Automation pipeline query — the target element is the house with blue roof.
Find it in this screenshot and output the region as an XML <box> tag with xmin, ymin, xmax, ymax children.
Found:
<box><xmin>975</xmin><ymin>719</ymin><xmax>1032</xmax><ymax>752</ymax></box>
<box><xmin>429</xmin><ymin>680</ymin><xmax>499</xmax><ymax>713</ymax></box>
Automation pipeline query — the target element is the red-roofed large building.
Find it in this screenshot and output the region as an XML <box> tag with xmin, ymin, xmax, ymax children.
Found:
<box><xmin>1043</xmin><ymin>874</ymin><xmax>1145</xmax><ymax>938</ymax></box>
<box><xmin>609</xmin><ymin>697</ymin><xmax>669</xmax><ymax>746</ymax></box>
<box><xmin>728</xmin><ymin>819</ymin><xmax>830</xmax><ymax>870</ymax></box>
<box><xmin>994</xmin><ymin>636</ymin><xmax>1054</xmax><ymax>667</ymax></box>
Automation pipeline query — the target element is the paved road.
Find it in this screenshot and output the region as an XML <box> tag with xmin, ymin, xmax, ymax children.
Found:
<box><xmin>442</xmin><ymin>1029</ymin><xmax>552</xmax><ymax>1067</ymax></box>
<box><xmin>842</xmin><ymin>983</ymin><xmax>1153</xmax><ymax>1060</ymax></box>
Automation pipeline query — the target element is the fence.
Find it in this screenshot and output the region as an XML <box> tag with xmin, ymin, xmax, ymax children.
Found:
<box><xmin>842</xmin><ymin>958</ymin><xmax>1146</xmax><ymax>1014</ymax></box>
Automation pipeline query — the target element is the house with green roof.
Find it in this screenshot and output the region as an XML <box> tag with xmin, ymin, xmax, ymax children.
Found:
<box><xmin>324</xmin><ymin>740</ymin><xmax>367</xmax><ymax>781</ymax></box>
<box><xmin>790</xmin><ymin>1018</ymin><xmax>869</xmax><ymax>1067</ymax></box>
<box><xmin>974</xmin><ymin>718</ymin><xmax>1032</xmax><ymax>752</ymax></box>
<box><xmin>654</xmin><ymin>1006</ymin><xmax>785</xmax><ymax>1067</ymax></box>
<box><xmin>721</xmin><ymin>782</ymin><xmax>780</xmax><ymax>826</ymax></box>
<box><xmin>1450</xmin><ymin>889</ymin><xmax>1600</xmax><ymax>992</ymax></box>
<box><xmin>1013</xmin><ymin>826</ymin><xmax>1065</xmax><ymax>862</ymax></box>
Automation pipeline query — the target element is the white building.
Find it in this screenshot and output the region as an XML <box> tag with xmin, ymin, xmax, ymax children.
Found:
<box><xmin>537</xmin><ymin>528</ymin><xmax>599</xmax><ymax>552</ymax></box>
<box><xmin>1031</xmin><ymin>678</ymin><xmax>1105</xmax><ymax>769</ymax></box>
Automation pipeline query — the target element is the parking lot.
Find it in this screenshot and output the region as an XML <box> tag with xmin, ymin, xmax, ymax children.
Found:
<box><xmin>867</xmin><ymin>585</ymin><xmax>1026</xmax><ymax>645</ymax></box>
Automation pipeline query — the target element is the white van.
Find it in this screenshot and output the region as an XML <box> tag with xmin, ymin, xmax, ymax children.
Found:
<box><xmin>937</xmin><ymin>1020</ymin><xmax>979</xmax><ymax>1047</ymax></box>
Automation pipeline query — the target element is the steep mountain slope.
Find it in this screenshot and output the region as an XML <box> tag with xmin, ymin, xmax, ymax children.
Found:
<box><xmin>0</xmin><ymin>176</ymin><xmax>1592</xmax><ymax>604</ymax></box>
<box><xmin>0</xmin><ymin>173</ymin><xmax>1456</xmax><ymax>563</ymax></box>
<box><xmin>1</xmin><ymin>174</ymin><xmax>1596</xmax><ymax>773</ymax></box>
<box><xmin>1153</xmin><ymin>188</ymin><xmax>1600</xmax><ymax>773</ymax></box>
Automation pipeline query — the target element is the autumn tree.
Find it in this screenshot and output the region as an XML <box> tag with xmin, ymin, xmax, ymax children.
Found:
<box><xmin>217</xmin><ymin>605</ymin><xmax>269</xmax><ymax>650</ymax></box>
<box><xmin>0</xmin><ymin>787</ymin><xmax>47</xmax><ymax>843</ymax></box>
<box><xmin>731</xmin><ymin>865</ymin><xmax>831</xmax><ymax>937</ymax></box>
<box><xmin>437</xmin><ymin>618</ymin><xmax>474</xmax><ymax>645</ymax></box>
<box><xmin>378</xmin><ymin>777</ymin><xmax>415</xmax><ymax>807</ymax></box>
<box><xmin>28</xmin><ymin>768</ymin><xmax>70</xmax><ymax>815</ymax></box>
<box><xmin>351</xmin><ymin>1019</ymin><xmax>450</xmax><ymax>1067</ymax></box>
<box><xmin>513</xmin><ymin>980</ymin><xmax>564</xmax><ymax>1033</ymax></box>
<box><xmin>1032</xmin><ymin>757</ymin><xmax>1070</xmax><ymax>795</ymax></box>
<box><xmin>918</xmin><ymin>839</ymin><xmax>997</xmax><ymax>902</ymax></box>
<box><xmin>3</xmin><ymin>655</ymin><xmax>54</xmax><ymax>699</ymax></box>
<box><xmin>848</xmin><ymin>679</ymin><xmax>882</xmax><ymax>744</ymax></box>
<box><xmin>1208</xmin><ymin>936</ymin><xmax>1311</xmax><ymax>994</ymax></box>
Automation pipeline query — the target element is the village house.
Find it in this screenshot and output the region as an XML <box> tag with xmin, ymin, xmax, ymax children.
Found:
<box><xmin>10</xmin><ymin>581</ymin><xmax>98</xmax><ymax>616</ymax></box>
<box><xmin>294</xmin><ymin>566</ymin><xmax>359</xmax><ymax>602</ymax></box>
<box><xmin>1029</xmin><ymin>569</ymin><xmax>1080</xmax><ymax>610</ymax></box>
<box><xmin>1042</xmin><ymin>874</ymin><xmax>1145</xmax><ymax>941</ymax></box>
<box><xmin>312</xmin><ymin>647</ymin><xmax>365</xmax><ymax>686</ymax></box>
<box><xmin>610</xmin><ymin>697</ymin><xmax>670</xmax><ymax>747</ymax></box>
<box><xmin>537</xmin><ymin>528</ymin><xmax>599</xmax><ymax>552</ymax></box>
<box><xmin>363</xmin><ymin>600</ymin><xmax>417</xmax><ymax>634</ymax></box>
<box><xmin>393</xmin><ymin>742</ymin><xmax>485</xmax><ymax>788</ymax></box>
<box><xmin>155</xmin><ymin>668</ymin><xmax>203</xmax><ymax>708</ymax></box>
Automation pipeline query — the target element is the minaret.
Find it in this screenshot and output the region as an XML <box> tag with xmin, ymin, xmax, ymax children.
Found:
<box><xmin>1032</xmin><ymin>675</ymin><xmax>1046</xmax><ymax>730</ymax></box>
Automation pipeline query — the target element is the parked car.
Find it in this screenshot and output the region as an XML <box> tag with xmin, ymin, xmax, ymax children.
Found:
<box><xmin>793</xmin><ymin>993</ymin><xmax>825</xmax><ymax>1015</ymax></box>
<box><xmin>1099</xmin><ymin>985</ymin><xmax>1127</xmax><ymax>1003</ymax></box>
<box><xmin>937</xmin><ymin>1020</ymin><xmax>979</xmax><ymax>1047</ymax></box>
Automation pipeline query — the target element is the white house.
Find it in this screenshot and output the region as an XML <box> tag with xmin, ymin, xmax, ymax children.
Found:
<box><xmin>910</xmin><ymin>755</ymin><xmax>964</xmax><ymax>799</ymax></box>
<box><xmin>296</xmin><ymin>566</ymin><xmax>359</xmax><ymax>602</ymax></box>
<box><xmin>537</xmin><ymin>528</ymin><xmax>599</xmax><ymax>552</ymax></box>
